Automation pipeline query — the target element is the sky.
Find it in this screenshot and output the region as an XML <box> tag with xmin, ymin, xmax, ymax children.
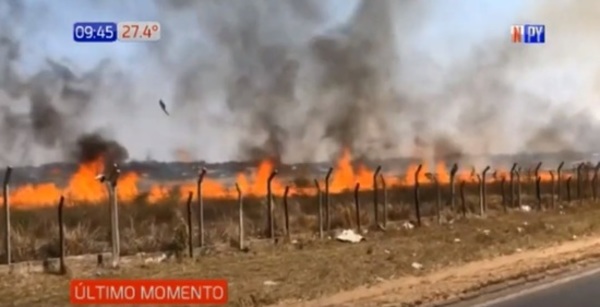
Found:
<box><xmin>14</xmin><ymin>0</ymin><xmax>526</xmax><ymax>79</ymax></box>
<box><xmin>4</xmin><ymin>0</ymin><xmax>600</xmax><ymax>166</ymax></box>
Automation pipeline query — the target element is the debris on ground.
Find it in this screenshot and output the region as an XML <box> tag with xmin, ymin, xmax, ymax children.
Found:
<box><xmin>336</xmin><ymin>229</ymin><xmax>364</xmax><ymax>243</ymax></box>
<box><xmin>520</xmin><ymin>205</ymin><xmax>532</xmax><ymax>212</ymax></box>
<box><xmin>263</xmin><ymin>280</ymin><xmax>279</xmax><ymax>286</ymax></box>
<box><xmin>143</xmin><ymin>253</ymin><xmax>167</xmax><ymax>265</ymax></box>
<box><xmin>411</xmin><ymin>262</ymin><xmax>423</xmax><ymax>270</ymax></box>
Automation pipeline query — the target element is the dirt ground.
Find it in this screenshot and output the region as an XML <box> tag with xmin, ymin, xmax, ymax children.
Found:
<box><xmin>4</xmin><ymin>202</ymin><xmax>600</xmax><ymax>306</ymax></box>
<box><xmin>286</xmin><ymin>232</ymin><xmax>600</xmax><ymax>307</ymax></box>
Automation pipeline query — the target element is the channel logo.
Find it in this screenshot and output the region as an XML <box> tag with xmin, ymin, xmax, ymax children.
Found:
<box><xmin>511</xmin><ymin>24</ymin><xmax>545</xmax><ymax>44</ymax></box>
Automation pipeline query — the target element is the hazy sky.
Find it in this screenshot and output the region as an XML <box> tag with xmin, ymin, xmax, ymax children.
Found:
<box><xmin>8</xmin><ymin>0</ymin><xmax>599</xmax><ymax>166</ymax></box>
<box><xmin>15</xmin><ymin>0</ymin><xmax>527</xmax><ymax>79</ymax></box>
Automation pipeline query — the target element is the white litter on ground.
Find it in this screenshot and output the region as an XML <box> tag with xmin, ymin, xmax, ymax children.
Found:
<box><xmin>411</xmin><ymin>262</ymin><xmax>423</xmax><ymax>270</ymax></box>
<box><xmin>336</xmin><ymin>229</ymin><xmax>364</xmax><ymax>243</ymax></box>
<box><xmin>520</xmin><ymin>205</ymin><xmax>532</xmax><ymax>212</ymax></box>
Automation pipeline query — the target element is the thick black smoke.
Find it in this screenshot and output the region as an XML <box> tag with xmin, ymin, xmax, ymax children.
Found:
<box><xmin>0</xmin><ymin>1</ymin><xmax>127</xmax><ymax>166</ymax></box>
<box><xmin>1</xmin><ymin>0</ymin><xmax>600</xmax><ymax>168</ymax></box>
<box><xmin>70</xmin><ymin>133</ymin><xmax>129</xmax><ymax>165</ymax></box>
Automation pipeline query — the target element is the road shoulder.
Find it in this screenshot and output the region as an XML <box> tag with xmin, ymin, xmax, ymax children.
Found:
<box><xmin>280</xmin><ymin>235</ymin><xmax>600</xmax><ymax>307</ymax></box>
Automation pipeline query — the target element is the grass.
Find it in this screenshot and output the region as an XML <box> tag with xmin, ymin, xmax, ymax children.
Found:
<box><xmin>4</xmin><ymin>177</ymin><xmax>569</xmax><ymax>262</ymax></box>
<box><xmin>3</xmin><ymin>200</ymin><xmax>600</xmax><ymax>306</ymax></box>
<box><xmin>0</xmin><ymin>178</ymin><xmax>599</xmax><ymax>306</ymax></box>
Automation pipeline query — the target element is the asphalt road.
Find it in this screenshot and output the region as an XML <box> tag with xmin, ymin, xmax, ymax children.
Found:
<box><xmin>451</xmin><ymin>266</ymin><xmax>600</xmax><ymax>307</ymax></box>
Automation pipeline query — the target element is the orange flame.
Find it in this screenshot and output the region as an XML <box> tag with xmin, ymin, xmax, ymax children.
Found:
<box><xmin>4</xmin><ymin>150</ymin><xmax>562</xmax><ymax>208</ymax></box>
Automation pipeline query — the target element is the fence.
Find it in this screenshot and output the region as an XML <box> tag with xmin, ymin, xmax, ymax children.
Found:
<box><xmin>2</xmin><ymin>160</ymin><xmax>600</xmax><ymax>273</ymax></box>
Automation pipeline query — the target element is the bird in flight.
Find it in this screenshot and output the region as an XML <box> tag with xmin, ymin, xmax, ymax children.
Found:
<box><xmin>159</xmin><ymin>99</ymin><xmax>170</xmax><ymax>116</ymax></box>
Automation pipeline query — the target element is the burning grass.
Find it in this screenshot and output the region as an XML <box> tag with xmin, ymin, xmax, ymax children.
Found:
<box><xmin>1</xmin><ymin>150</ymin><xmax>599</xmax><ymax>305</ymax></box>
<box><xmin>3</xmin><ymin>199</ymin><xmax>600</xmax><ymax>306</ymax></box>
<box><xmin>0</xmin><ymin>175</ymin><xmax>589</xmax><ymax>263</ymax></box>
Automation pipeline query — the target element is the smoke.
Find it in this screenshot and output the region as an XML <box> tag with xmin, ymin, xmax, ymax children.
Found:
<box><xmin>1</xmin><ymin>0</ymin><xmax>600</xmax><ymax>167</ymax></box>
<box><xmin>70</xmin><ymin>133</ymin><xmax>129</xmax><ymax>165</ymax></box>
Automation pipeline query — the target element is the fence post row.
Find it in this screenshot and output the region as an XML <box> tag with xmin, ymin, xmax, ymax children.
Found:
<box><xmin>9</xmin><ymin>158</ymin><xmax>600</xmax><ymax>264</ymax></box>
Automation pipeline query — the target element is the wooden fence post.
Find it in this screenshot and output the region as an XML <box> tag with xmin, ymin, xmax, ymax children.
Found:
<box><xmin>185</xmin><ymin>191</ymin><xmax>193</xmax><ymax>258</ymax></box>
<box><xmin>577</xmin><ymin>163</ymin><xmax>584</xmax><ymax>204</ymax></box>
<box><xmin>516</xmin><ymin>167</ymin><xmax>522</xmax><ymax>208</ymax></box>
<box><xmin>235</xmin><ymin>183</ymin><xmax>244</xmax><ymax>251</ymax></box>
<box><xmin>593</xmin><ymin>163</ymin><xmax>600</xmax><ymax>201</ymax></box>
<box><xmin>449</xmin><ymin>163</ymin><xmax>459</xmax><ymax>212</ymax></box>
<box><xmin>283</xmin><ymin>186</ymin><xmax>290</xmax><ymax>239</ymax></box>
<box><xmin>500</xmin><ymin>175</ymin><xmax>507</xmax><ymax>212</ymax></box>
<box><xmin>57</xmin><ymin>195</ymin><xmax>66</xmax><ymax>274</ymax></box>
<box><xmin>414</xmin><ymin>164</ymin><xmax>423</xmax><ymax>227</ymax></box>
<box><xmin>534</xmin><ymin>162</ymin><xmax>543</xmax><ymax>210</ymax></box>
<box><xmin>354</xmin><ymin>183</ymin><xmax>361</xmax><ymax>232</ymax></box>
<box><xmin>481</xmin><ymin>166</ymin><xmax>490</xmax><ymax>215</ymax></box>
<box><xmin>2</xmin><ymin>166</ymin><xmax>11</xmax><ymax>266</ymax></box>
<box><xmin>460</xmin><ymin>180</ymin><xmax>467</xmax><ymax>217</ymax></box>
<box><xmin>197</xmin><ymin>168</ymin><xmax>207</xmax><ymax>248</ymax></box>
<box><xmin>379</xmin><ymin>174</ymin><xmax>388</xmax><ymax>228</ymax></box>
<box><xmin>566</xmin><ymin>176</ymin><xmax>572</xmax><ymax>202</ymax></box>
<box><xmin>372</xmin><ymin>165</ymin><xmax>382</xmax><ymax>229</ymax></box>
<box><xmin>509</xmin><ymin>163</ymin><xmax>517</xmax><ymax>208</ymax></box>
<box><xmin>324</xmin><ymin>167</ymin><xmax>333</xmax><ymax>232</ymax></box>
<box><xmin>109</xmin><ymin>165</ymin><xmax>121</xmax><ymax>268</ymax></box>
<box><xmin>557</xmin><ymin>162</ymin><xmax>564</xmax><ymax>203</ymax></box>
<box><xmin>476</xmin><ymin>173</ymin><xmax>483</xmax><ymax>216</ymax></box>
<box><xmin>550</xmin><ymin>171</ymin><xmax>556</xmax><ymax>209</ymax></box>
<box><xmin>314</xmin><ymin>179</ymin><xmax>323</xmax><ymax>239</ymax></box>
<box><xmin>267</xmin><ymin>170</ymin><xmax>278</xmax><ymax>242</ymax></box>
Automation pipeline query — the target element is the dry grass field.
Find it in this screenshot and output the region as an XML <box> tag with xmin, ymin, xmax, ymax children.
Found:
<box><xmin>2</xmin><ymin>203</ymin><xmax>600</xmax><ymax>306</ymax></box>
<box><xmin>3</xmin><ymin>177</ymin><xmax>564</xmax><ymax>262</ymax></box>
<box><xmin>2</xmin><ymin>175</ymin><xmax>600</xmax><ymax>306</ymax></box>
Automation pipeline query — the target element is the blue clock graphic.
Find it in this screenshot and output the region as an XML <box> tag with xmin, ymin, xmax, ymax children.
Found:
<box><xmin>73</xmin><ymin>22</ymin><xmax>117</xmax><ymax>43</ymax></box>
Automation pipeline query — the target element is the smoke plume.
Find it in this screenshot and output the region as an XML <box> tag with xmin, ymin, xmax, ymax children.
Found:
<box><xmin>70</xmin><ymin>133</ymin><xmax>129</xmax><ymax>166</ymax></box>
<box><xmin>1</xmin><ymin>0</ymin><xmax>600</xmax><ymax>167</ymax></box>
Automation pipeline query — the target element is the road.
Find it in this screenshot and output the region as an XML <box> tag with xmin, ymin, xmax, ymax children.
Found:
<box><xmin>457</xmin><ymin>266</ymin><xmax>600</xmax><ymax>307</ymax></box>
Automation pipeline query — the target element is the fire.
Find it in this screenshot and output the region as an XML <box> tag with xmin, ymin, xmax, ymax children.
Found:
<box><xmin>3</xmin><ymin>149</ymin><xmax>562</xmax><ymax>208</ymax></box>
